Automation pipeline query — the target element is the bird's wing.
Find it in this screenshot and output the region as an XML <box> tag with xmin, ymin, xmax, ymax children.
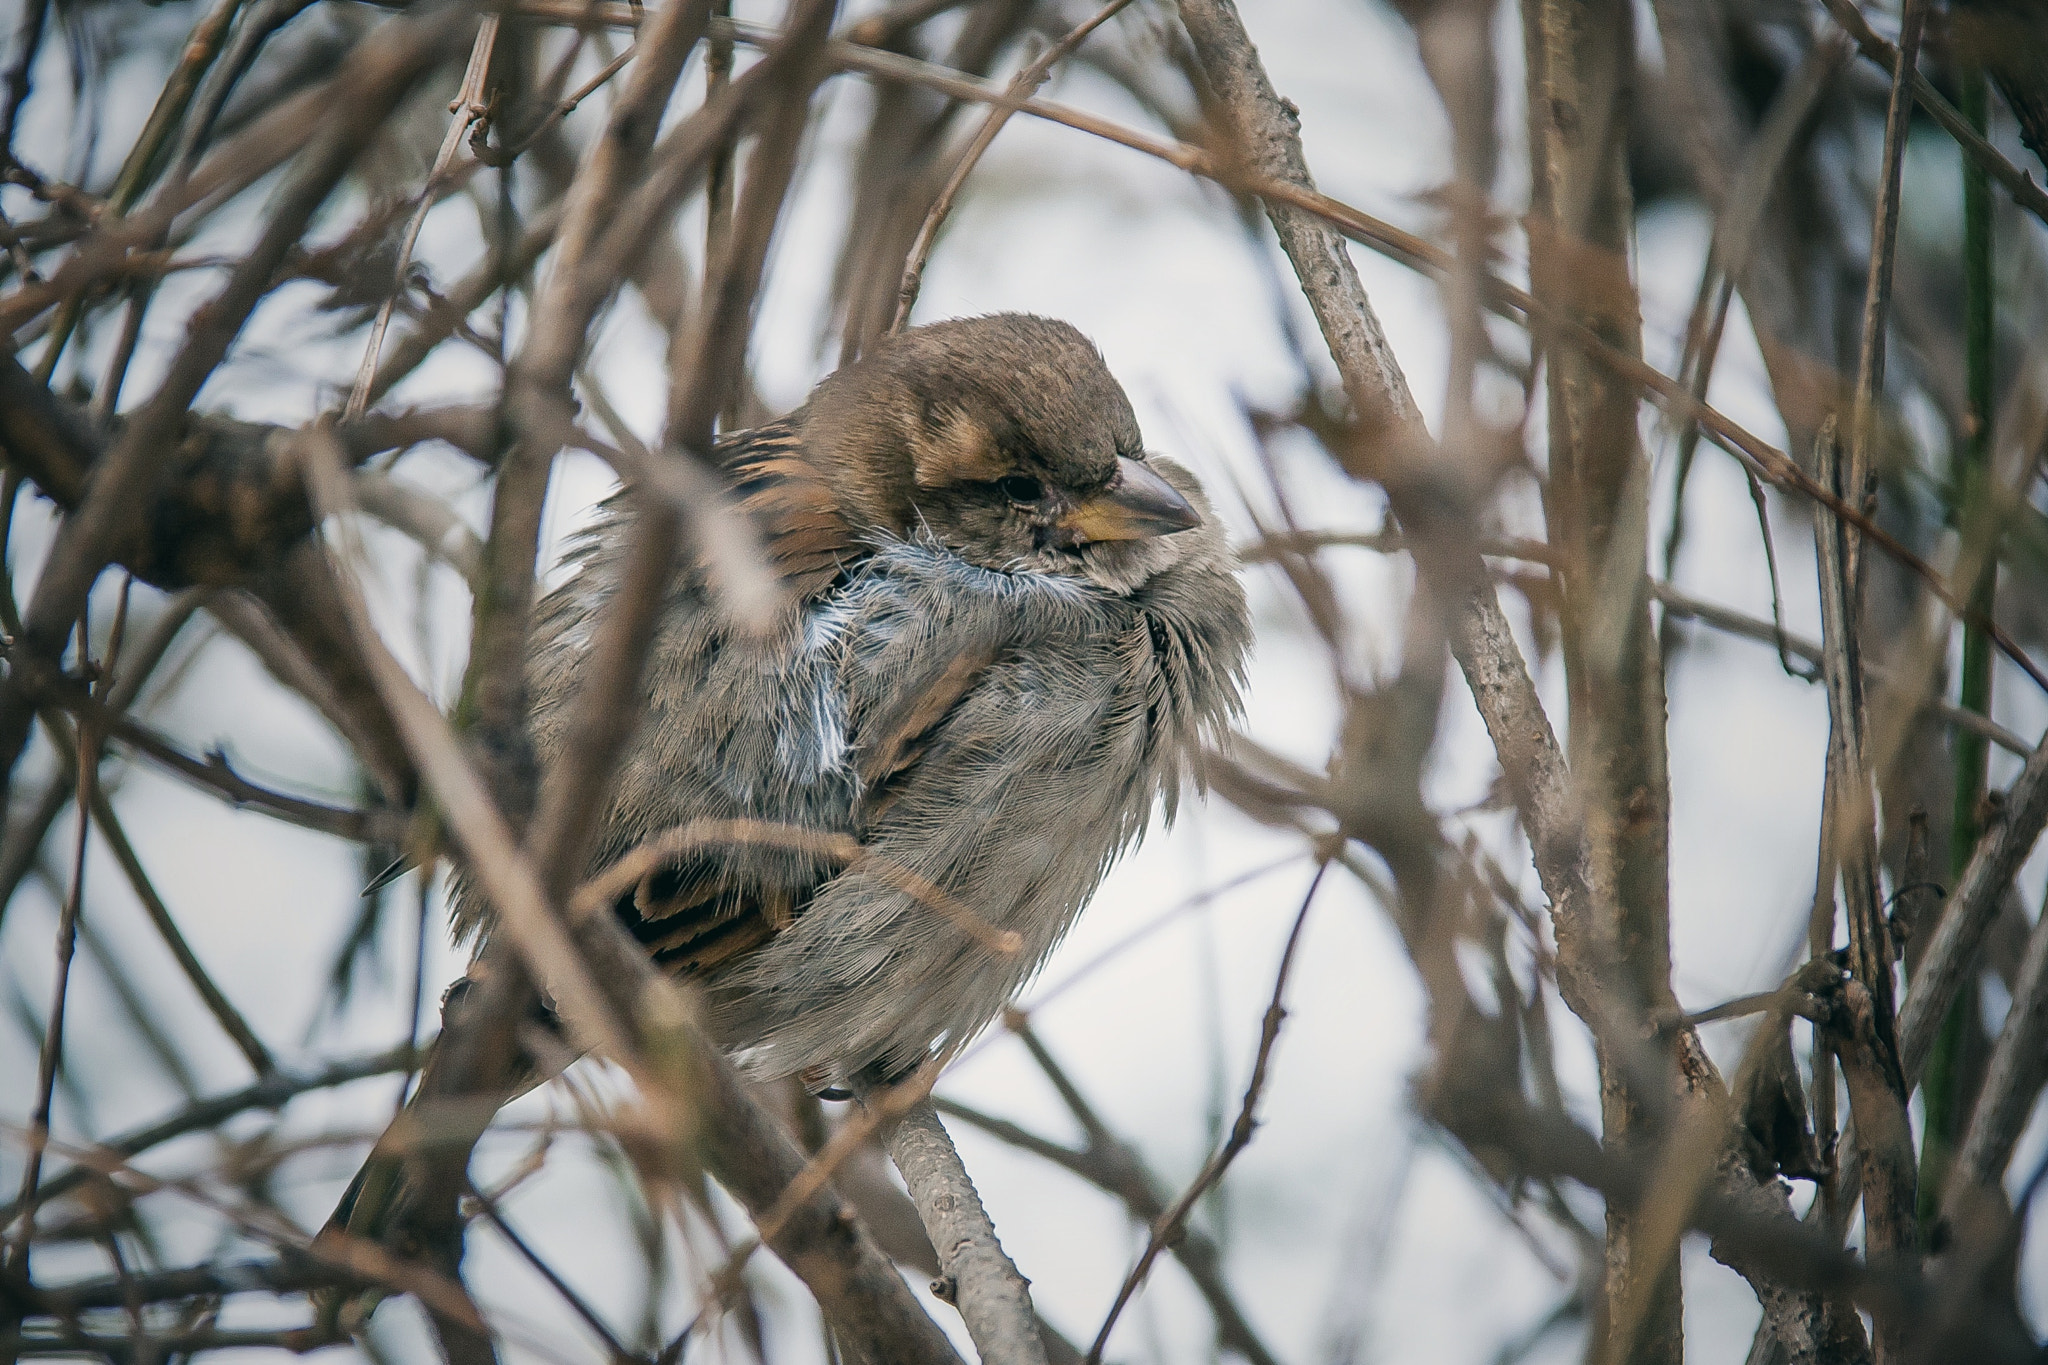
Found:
<box><xmin>618</xmin><ymin>627</ymin><xmax>1005</xmax><ymax>983</ymax></box>
<box><xmin>691</xmin><ymin>552</ymin><xmax>1146</xmax><ymax>1080</ymax></box>
<box><xmin>718</xmin><ymin>418</ymin><xmax>858</xmax><ymax>600</ymax></box>
<box><xmin>851</xmin><ymin>639</ymin><xmax>1002</xmax><ymax>825</ymax></box>
<box><xmin>595</xmin><ymin>420</ymin><xmax>868</xmax><ymax>978</ymax></box>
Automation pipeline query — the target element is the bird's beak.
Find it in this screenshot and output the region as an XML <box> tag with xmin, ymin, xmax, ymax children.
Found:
<box><xmin>1056</xmin><ymin>457</ymin><xmax>1201</xmax><ymax>544</ymax></box>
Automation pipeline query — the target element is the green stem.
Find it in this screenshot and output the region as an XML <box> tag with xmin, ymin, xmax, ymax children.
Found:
<box><xmin>1921</xmin><ymin>59</ymin><xmax>1996</xmax><ymax>1231</ymax></box>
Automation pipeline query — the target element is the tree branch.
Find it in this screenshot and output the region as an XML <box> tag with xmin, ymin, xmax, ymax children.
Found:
<box><xmin>887</xmin><ymin>1099</ymin><xmax>1046</xmax><ymax>1365</ymax></box>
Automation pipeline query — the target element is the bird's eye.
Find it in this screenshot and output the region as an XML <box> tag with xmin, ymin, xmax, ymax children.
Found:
<box><xmin>997</xmin><ymin>475</ymin><xmax>1045</xmax><ymax>504</ymax></box>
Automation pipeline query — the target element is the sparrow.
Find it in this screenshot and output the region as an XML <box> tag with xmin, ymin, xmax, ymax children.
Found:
<box><xmin>469</xmin><ymin>312</ymin><xmax>1254</xmax><ymax>1088</ymax></box>
<box><xmin>321</xmin><ymin>316</ymin><xmax>1248</xmax><ymax>1304</ymax></box>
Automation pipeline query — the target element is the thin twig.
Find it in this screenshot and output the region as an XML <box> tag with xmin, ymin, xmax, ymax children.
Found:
<box><xmin>9</xmin><ymin>656</ymin><xmax>388</xmax><ymax>842</ymax></box>
<box><xmin>1818</xmin><ymin>0</ymin><xmax>2048</xmax><ymax>231</ymax></box>
<box><xmin>979</xmin><ymin>1013</ymin><xmax>1285</xmax><ymax>1365</ymax></box>
<box><xmin>0</xmin><ymin>589</ymin><xmax>204</xmax><ymax>934</ymax></box>
<box><xmin>344</xmin><ymin>14</ymin><xmax>501</xmax><ymax>420</ymax></box>
<box><xmin>27</xmin><ymin>701</ymin><xmax>277</xmax><ymax>1076</ymax></box>
<box><xmin>28</xmin><ymin>0</ymin><xmax>250</xmax><ymax>379</ymax></box>
<box><xmin>465</xmin><ymin>1179</ymin><xmax>640</xmax><ymax>1363</ymax></box>
<box><xmin>888</xmin><ymin>0</ymin><xmax>1133</xmax><ymax>333</ymax></box>
<box><xmin>3</xmin><ymin>642</ymin><xmax>95</xmax><ymax>1267</ymax></box>
<box><xmin>86</xmin><ymin>778</ymin><xmax>275</xmax><ymax>1075</ymax></box>
<box><xmin>0</xmin><ymin>7</ymin><xmax>473</xmax><ymax>804</ymax></box>
<box><xmin>2</xmin><ymin>1124</ymin><xmax>496</xmax><ymax>1337</ymax></box>
<box><xmin>1845</xmin><ymin>0</ymin><xmax>1927</xmax><ymax>604</ymax></box>
<box><xmin>0</xmin><ymin>1041</ymin><xmax>421</xmax><ymax>1225</ymax></box>
<box><xmin>1086</xmin><ymin>863</ymin><xmax>1326</xmax><ymax>1363</ymax></box>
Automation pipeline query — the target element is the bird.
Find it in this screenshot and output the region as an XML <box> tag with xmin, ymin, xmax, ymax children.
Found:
<box><xmin>489</xmin><ymin>312</ymin><xmax>1254</xmax><ymax>1089</ymax></box>
<box><xmin>322</xmin><ymin>314</ymin><xmax>1249</xmax><ymax>1298</ymax></box>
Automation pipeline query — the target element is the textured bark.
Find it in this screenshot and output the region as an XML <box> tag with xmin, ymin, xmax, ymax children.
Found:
<box><xmin>887</xmin><ymin>1101</ymin><xmax>1046</xmax><ymax>1365</ymax></box>
<box><xmin>1521</xmin><ymin>2</ymin><xmax>1680</xmax><ymax>1360</ymax></box>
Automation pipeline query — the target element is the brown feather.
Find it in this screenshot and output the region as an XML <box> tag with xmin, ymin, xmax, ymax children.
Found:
<box><xmin>720</xmin><ymin>421</ymin><xmax>859</xmax><ymax>600</ymax></box>
<box><xmin>612</xmin><ymin>424</ymin><xmax>881</xmax><ymax>978</ymax></box>
<box><xmin>856</xmin><ymin>644</ymin><xmax>999</xmax><ymax>801</ymax></box>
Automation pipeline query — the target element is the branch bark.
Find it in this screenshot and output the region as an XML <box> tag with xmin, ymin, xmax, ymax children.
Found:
<box><xmin>1169</xmin><ymin>6</ymin><xmax>1866</xmax><ymax>1361</ymax></box>
<box><xmin>1521</xmin><ymin>2</ymin><xmax>1682</xmax><ymax>1355</ymax></box>
<box><xmin>887</xmin><ymin>1099</ymin><xmax>1046</xmax><ymax>1365</ymax></box>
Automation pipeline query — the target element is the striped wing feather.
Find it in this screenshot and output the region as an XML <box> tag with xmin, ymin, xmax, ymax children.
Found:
<box><xmin>611</xmin><ymin>423</ymin><xmax>993</xmax><ymax>979</ymax></box>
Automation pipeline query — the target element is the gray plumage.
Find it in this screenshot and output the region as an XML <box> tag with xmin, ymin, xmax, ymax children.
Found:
<box><xmin>458</xmin><ymin>314</ymin><xmax>1251</xmax><ymax>1087</ymax></box>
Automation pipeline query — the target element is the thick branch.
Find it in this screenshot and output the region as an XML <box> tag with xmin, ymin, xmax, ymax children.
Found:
<box><xmin>1167</xmin><ymin>0</ymin><xmax>1596</xmax><ymax>1016</ymax></box>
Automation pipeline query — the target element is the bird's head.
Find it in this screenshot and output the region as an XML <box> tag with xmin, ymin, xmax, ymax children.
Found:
<box><xmin>802</xmin><ymin>314</ymin><xmax>1213</xmax><ymax>594</ymax></box>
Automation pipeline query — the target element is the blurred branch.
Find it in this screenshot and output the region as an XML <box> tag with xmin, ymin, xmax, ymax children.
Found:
<box><xmin>518</xmin><ymin>6</ymin><xmax>2048</xmax><ymax>702</ymax></box>
<box><xmin>26</xmin><ymin>0</ymin><xmax>249</xmax><ymax>374</ymax></box>
<box><xmin>1818</xmin><ymin>0</ymin><xmax>2048</xmax><ymax>230</ymax></box>
<box><xmin>1949</xmin><ymin>884</ymin><xmax>2048</xmax><ymax>1201</ymax></box>
<box><xmin>20</xmin><ymin>1256</ymin><xmax>362</xmax><ymax>1313</ymax></box>
<box><xmin>0</xmin><ymin>4</ymin><xmax>476</xmax><ymax>803</ymax></box>
<box><xmin>1818</xmin><ymin>974</ymin><xmax>1919</xmax><ymax>1363</ymax></box>
<box><xmin>7</xmin><ymin>652</ymin><xmax>387</xmax><ymax>843</ymax></box>
<box><xmin>1923</xmin><ymin>44</ymin><xmax>2006</xmax><ymax>1240</ymax></box>
<box><xmin>7</xmin><ymin>673</ymin><xmax>95</xmax><ymax>1266</ymax></box>
<box><xmin>0</xmin><ymin>1323</ymin><xmax>348</xmax><ymax>1356</ymax></box>
<box><xmin>1814</xmin><ymin>423</ymin><xmax>1916</xmax><ymax>1300</ymax></box>
<box><xmin>1652</xmin><ymin>19</ymin><xmax>1849</xmax><ymax>571</ymax></box>
<box><xmin>1898</xmin><ymin>732</ymin><xmax>2048</xmax><ymax>1080</ymax></box>
<box><xmin>763</xmin><ymin>0</ymin><xmax>2048</xmax><ymax>709</ymax></box>
<box><xmin>3</xmin><ymin>1125</ymin><xmax>495</xmax><ymax>1339</ymax></box>
<box><xmin>1816</xmin><ymin>672</ymin><xmax>2048</xmax><ymax>1282</ymax></box>
<box><xmin>0</xmin><ymin>360</ymin><xmax>493</xmax><ymax>799</ymax></box>
<box><xmin>0</xmin><ymin>0</ymin><xmax>49</xmax><ymax>160</ymax></box>
<box><xmin>0</xmin><ymin>1040</ymin><xmax>420</xmax><ymax>1225</ymax></box>
<box><xmin>0</xmin><ymin>360</ymin><xmax>490</xmax><ymax>591</ymax></box>
<box><xmin>1416</xmin><ymin>1042</ymin><xmax>2002</xmax><ymax>1360</ymax></box>
<box><xmin>887</xmin><ymin>1100</ymin><xmax>1046</xmax><ymax>1365</ymax></box>
<box><xmin>352</xmin><ymin>473</ymin><xmax>486</xmax><ymax>587</ymax></box>
<box><xmin>377</xmin><ymin>11</ymin><xmax>834</xmax><ymax>1335</ymax></box>
<box><xmin>518</xmin><ymin>0</ymin><xmax>826</xmax><ymax>890</ymax></box>
<box><xmin>889</xmin><ymin>0</ymin><xmax>1135</xmax><ymax>334</ymax></box>
<box><xmin>368</xmin><ymin>206</ymin><xmax>561</xmax><ymax>406</ymax></box>
<box><xmin>830</xmin><ymin>0</ymin><xmax>1032</xmax><ymax>357</ymax></box>
<box><xmin>1171</xmin><ymin>6</ymin><xmax>1873</xmax><ymax>1362</ymax></box>
<box><xmin>1165</xmin><ymin>0</ymin><xmax>1596</xmax><ymax>1026</ymax></box>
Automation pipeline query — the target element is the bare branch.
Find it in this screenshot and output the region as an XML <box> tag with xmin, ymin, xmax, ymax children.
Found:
<box><xmin>887</xmin><ymin>1099</ymin><xmax>1046</xmax><ymax>1365</ymax></box>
